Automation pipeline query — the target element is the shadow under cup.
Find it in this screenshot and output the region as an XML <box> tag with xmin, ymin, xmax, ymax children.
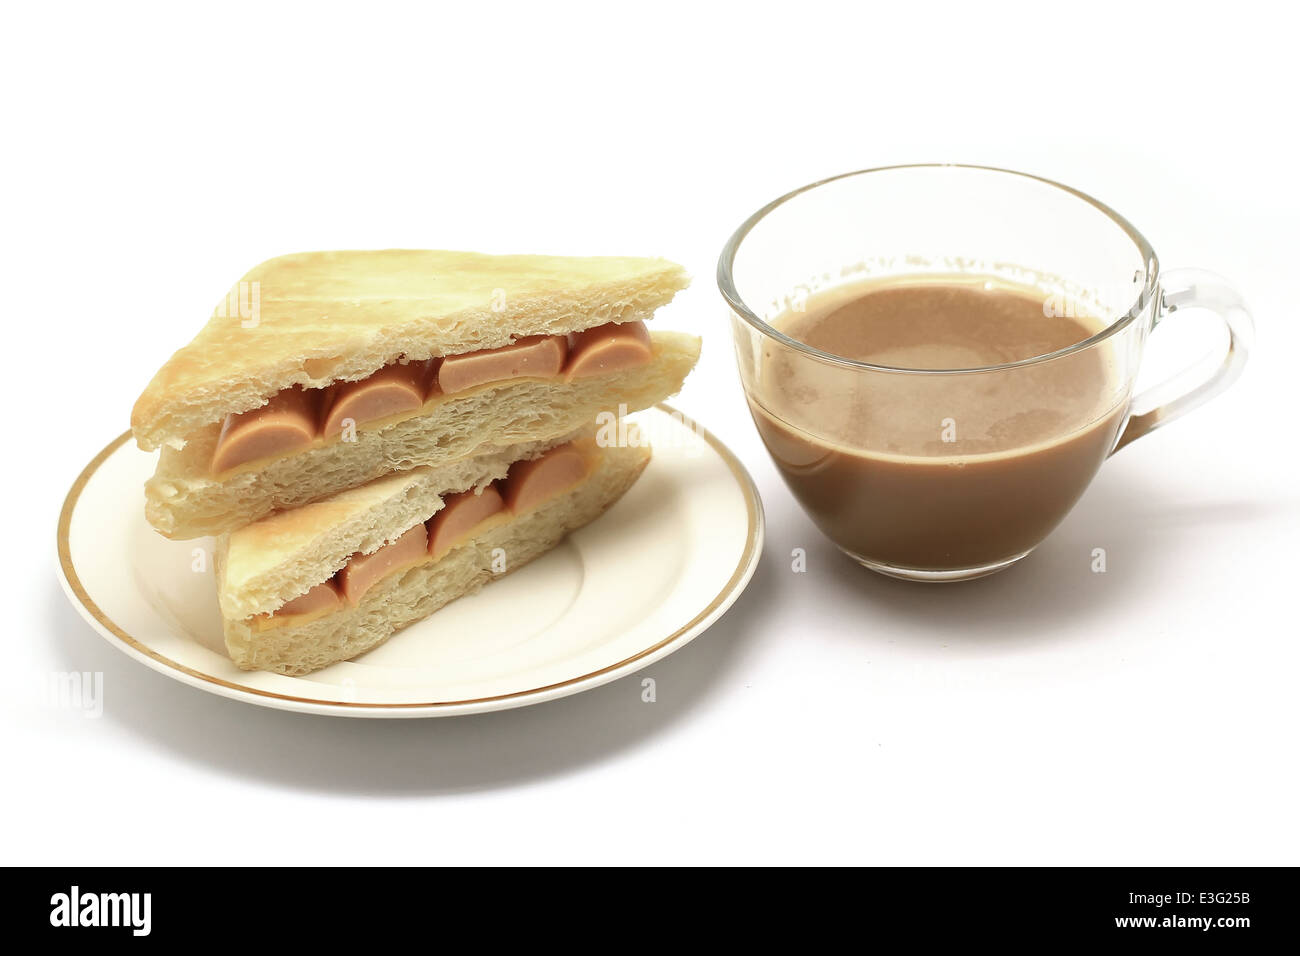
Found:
<box><xmin>721</xmin><ymin>165</ymin><xmax>1248</xmax><ymax>582</ymax></box>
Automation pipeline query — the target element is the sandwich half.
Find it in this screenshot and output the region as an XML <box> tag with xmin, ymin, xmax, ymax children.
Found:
<box><xmin>215</xmin><ymin>427</ymin><xmax>651</xmax><ymax>676</ymax></box>
<box><xmin>133</xmin><ymin>249</ymin><xmax>697</xmax><ymax>538</ymax></box>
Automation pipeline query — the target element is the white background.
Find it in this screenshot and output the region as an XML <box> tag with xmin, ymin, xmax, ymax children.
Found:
<box><xmin>3</xmin><ymin>1</ymin><xmax>1297</xmax><ymax>865</ymax></box>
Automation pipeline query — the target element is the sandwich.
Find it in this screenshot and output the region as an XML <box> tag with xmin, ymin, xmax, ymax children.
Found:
<box><xmin>216</xmin><ymin>427</ymin><xmax>650</xmax><ymax>675</ymax></box>
<box><xmin>131</xmin><ymin>249</ymin><xmax>698</xmax><ymax>538</ymax></box>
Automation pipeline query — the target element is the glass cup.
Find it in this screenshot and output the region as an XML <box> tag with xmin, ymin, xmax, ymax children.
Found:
<box><xmin>720</xmin><ymin>164</ymin><xmax>1253</xmax><ymax>581</ymax></box>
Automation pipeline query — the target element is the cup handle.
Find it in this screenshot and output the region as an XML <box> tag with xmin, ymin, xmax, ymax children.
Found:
<box><xmin>1111</xmin><ymin>268</ymin><xmax>1254</xmax><ymax>453</ymax></box>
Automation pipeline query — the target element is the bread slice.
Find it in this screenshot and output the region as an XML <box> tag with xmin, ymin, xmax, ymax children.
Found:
<box><xmin>217</xmin><ymin>440</ymin><xmax>569</xmax><ymax>619</ymax></box>
<box><xmin>146</xmin><ymin>331</ymin><xmax>697</xmax><ymax>538</ymax></box>
<box><xmin>218</xmin><ymin>437</ymin><xmax>651</xmax><ymax>676</ymax></box>
<box><xmin>131</xmin><ymin>249</ymin><xmax>690</xmax><ymax>450</ymax></box>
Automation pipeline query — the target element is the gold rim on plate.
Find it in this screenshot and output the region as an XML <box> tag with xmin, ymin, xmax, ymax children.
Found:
<box><xmin>56</xmin><ymin>404</ymin><xmax>764</xmax><ymax>712</ymax></box>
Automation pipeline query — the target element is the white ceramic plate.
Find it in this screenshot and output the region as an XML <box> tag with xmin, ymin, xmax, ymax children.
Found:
<box><xmin>57</xmin><ymin>405</ymin><xmax>763</xmax><ymax>717</ymax></box>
